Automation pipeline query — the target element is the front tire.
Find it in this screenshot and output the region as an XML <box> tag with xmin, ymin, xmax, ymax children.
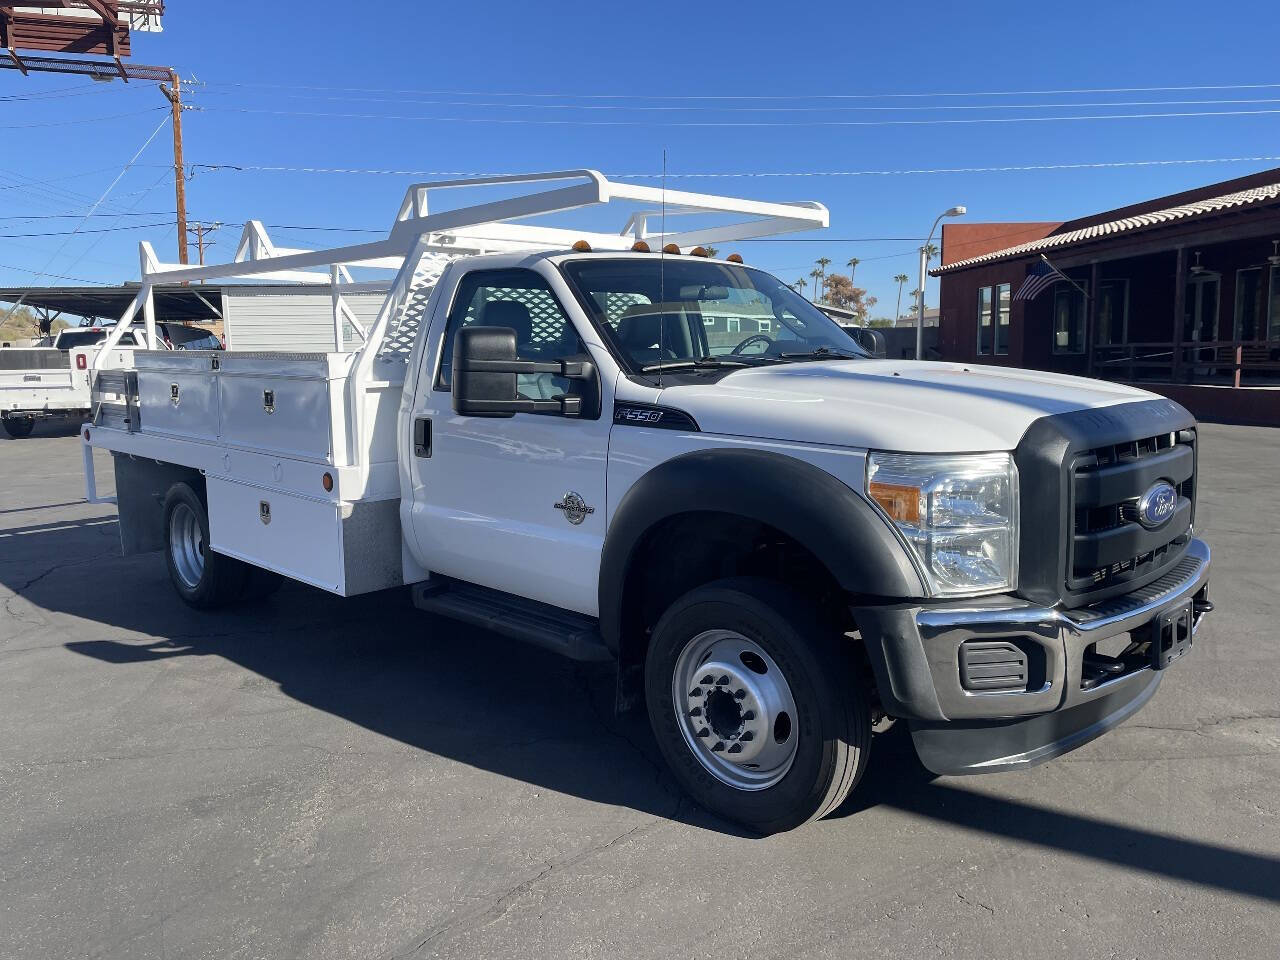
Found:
<box><xmin>162</xmin><ymin>482</ymin><xmax>248</xmax><ymax>609</ymax></box>
<box><xmin>2</xmin><ymin>416</ymin><xmax>35</xmax><ymax>439</ymax></box>
<box><xmin>644</xmin><ymin>577</ymin><xmax>870</xmax><ymax>833</ymax></box>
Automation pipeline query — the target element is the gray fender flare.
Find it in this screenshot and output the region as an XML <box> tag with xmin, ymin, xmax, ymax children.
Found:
<box><xmin>599</xmin><ymin>448</ymin><xmax>925</xmax><ymax>704</ymax></box>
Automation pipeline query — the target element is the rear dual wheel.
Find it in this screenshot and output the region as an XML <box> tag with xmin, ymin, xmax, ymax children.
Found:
<box><xmin>645</xmin><ymin>577</ymin><xmax>870</xmax><ymax>834</ymax></box>
<box><xmin>163</xmin><ymin>483</ymin><xmax>282</xmax><ymax>609</ymax></box>
<box><xmin>2</xmin><ymin>416</ymin><xmax>35</xmax><ymax>439</ymax></box>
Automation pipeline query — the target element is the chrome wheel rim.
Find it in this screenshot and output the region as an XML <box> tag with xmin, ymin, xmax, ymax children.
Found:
<box><xmin>671</xmin><ymin>629</ymin><xmax>799</xmax><ymax>791</ymax></box>
<box><xmin>169</xmin><ymin>502</ymin><xmax>205</xmax><ymax>589</ymax></box>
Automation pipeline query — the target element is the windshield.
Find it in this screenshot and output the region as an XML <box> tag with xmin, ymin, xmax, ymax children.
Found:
<box><xmin>561</xmin><ymin>258</ymin><xmax>868</xmax><ymax>373</ymax></box>
<box><xmin>53</xmin><ymin>329</ymin><xmax>109</xmax><ymax>350</ymax></box>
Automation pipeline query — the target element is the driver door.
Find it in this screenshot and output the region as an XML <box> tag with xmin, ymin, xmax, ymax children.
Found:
<box><xmin>406</xmin><ymin>267</ymin><xmax>610</xmax><ymax>616</ymax></box>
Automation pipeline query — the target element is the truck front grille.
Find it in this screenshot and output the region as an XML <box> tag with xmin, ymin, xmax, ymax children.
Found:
<box><xmin>1069</xmin><ymin>429</ymin><xmax>1195</xmax><ymax>596</ymax></box>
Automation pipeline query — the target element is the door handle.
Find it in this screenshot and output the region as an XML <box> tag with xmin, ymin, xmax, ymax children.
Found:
<box><xmin>413</xmin><ymin>417</ymin><xmax>432</xmax><ymax>458</ymax></box>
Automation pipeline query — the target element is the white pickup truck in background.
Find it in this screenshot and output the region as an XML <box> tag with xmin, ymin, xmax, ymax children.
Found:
<box><xmin>1</xmin><ymin>323</ymin><xmax>221</xmax><ymax>438</ymax></box>
<box><xmin>78</xmin><ymin>171</ymin><xmax>1212</xmax><ymax>832</ymax></box>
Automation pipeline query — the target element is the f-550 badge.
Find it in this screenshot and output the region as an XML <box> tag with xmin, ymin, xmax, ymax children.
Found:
<box><xmin>554</xmin><ymin>491</ymin><xmax>595</xmax><ymax>525</ymax></box>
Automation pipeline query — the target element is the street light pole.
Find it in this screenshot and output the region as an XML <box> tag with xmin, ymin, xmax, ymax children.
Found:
<box><xmin>916</xmin><ymin>205</ymin><xmax>966</xmax><ymax>360</ymax></box>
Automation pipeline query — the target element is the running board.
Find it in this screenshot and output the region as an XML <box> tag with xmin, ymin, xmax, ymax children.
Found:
<box><xmin>412</xmin><ymin>577</ymin><xmax>613</xmax><ymax>662</ymax></box>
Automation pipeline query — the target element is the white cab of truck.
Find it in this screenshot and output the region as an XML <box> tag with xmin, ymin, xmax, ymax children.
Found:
<box><xmin>79</xmin><ymin>172</ymin><xmax>1212</xmax><ymax>832</ymax></box>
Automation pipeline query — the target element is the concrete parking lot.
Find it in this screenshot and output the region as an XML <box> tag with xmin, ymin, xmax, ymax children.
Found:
<box><xmin>1</xmin><ymin>421</ymin><xmax>1277</xmax><ymax>959</ymax></box>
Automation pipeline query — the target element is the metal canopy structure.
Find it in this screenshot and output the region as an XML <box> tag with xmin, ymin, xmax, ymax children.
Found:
<box><xmin>0</xmin><ymin>283</ymin><xmax>223</xmax><ymax>323</ymax></box>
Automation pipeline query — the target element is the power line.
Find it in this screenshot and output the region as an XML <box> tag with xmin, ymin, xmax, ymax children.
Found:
<box><xmin>197</xmin><ymin>104</ymin><xmax>1280</xmax><ymax>128</ymax></box>
<box><xmin>0</xmin><ymin>107</ymin><xmax>168</xmax><ymax>130</ymax></box>
<box><xmin>0</xmin><ymin>221</ymin><xmax>175</xmax><ymax>239</ymax></box>
<box><xmin>4</xmin><ymin>114</ymin><xmax>170</xmax><ymax>298</ymax></box>
<box><xmin>187</xmin><ymin>91</ymin><xmax>1280</xmax><ymax>113</ymax></box>
<box><xmin>190</xmin><ymin>78</ymin><xmax>1280</xmax><ymax>101</ymax></box>
<box><xmin>0</xmin><ymin>261</ymin><xmax>103</xmax><ymax>284</ymax></box>
<box><xmin>0</xmin><ymin>211</ymin><xmax>177</xmax><ymax>221</ymax></box>
<box><xmin>186</xmin><ymin>155</ymin><xmax>1280</xmax><ymax>180</ymax></box>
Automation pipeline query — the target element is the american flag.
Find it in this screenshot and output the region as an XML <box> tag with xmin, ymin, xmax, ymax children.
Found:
<box><xmin>1013</xmin><ymin>257</ymin><xmax>1069</xmax><ymax>302</ymax></box>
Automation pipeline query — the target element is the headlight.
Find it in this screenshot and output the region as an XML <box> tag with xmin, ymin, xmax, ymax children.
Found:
<box><xmin>866</xmin><ymin>451</ymin><xmax>1019</xmax><ymax>597</ymax></box>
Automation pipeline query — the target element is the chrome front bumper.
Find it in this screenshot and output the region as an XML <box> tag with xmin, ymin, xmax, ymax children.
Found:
<box><xmin>853</xmin><ymin>538</ymin><xmax>1211</xmax><ymax>775</ymax></box>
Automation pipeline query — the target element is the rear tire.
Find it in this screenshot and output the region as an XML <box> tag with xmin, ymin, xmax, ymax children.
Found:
<box><xmin>2</xmin><ymin>416</ymin><xmax>35</xmax><ymax>439</ymax></box>
<box><xmin>644</xmin><ymin>577</ymin><xmax>870</xmax><ymax>834</ymax></box>
<box><xmin>162</xmin><ymin>482</ymin><xmax>248</xmax><ymax>609</ymax></box>
<box><xmin>242</xmin><ymin>565</ymin><xmax>284</xmax><ymax>601</ymax></box>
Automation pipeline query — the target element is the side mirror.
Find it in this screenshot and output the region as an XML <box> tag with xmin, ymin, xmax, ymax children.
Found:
<box><xmin>451</xmin><ymin>325</ymin><xmax>594</xmax><ymax>418</ymax></box>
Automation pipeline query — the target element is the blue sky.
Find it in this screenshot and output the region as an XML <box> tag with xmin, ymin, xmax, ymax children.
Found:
<box><xmin>3</xmin><ymin>0</ymin><xmax>1280</xmax><ymax>317</ymax></box>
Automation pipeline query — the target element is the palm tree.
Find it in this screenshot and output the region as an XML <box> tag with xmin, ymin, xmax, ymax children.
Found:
<box><xmin>809</xmin><ymin>268</ymin><xmax>824</xmax><ymax>302</ymax></box>
<box><xmin>704</xmin><ymin>246</ymin><xmax>719</xmax><ymax>258</ymax></box>
<box><xmin>847</xmin><ymin>257</ymin><xmax>860</xmax><ymax>280</ymax></box>
<box><xmin>893</xmin><ymin>273</ymin><xmax>909</xmax><ymax>323</ymax></box>
<box><xmin>922</xmin><ymin>242</ymin><xmax>939</xmax><ymax>263</ymax></box>
<box><xmin>794</xmin><ymin>277</ymin><xmax>807</xmax><ymax>295</ymax></box>
<box><xmin>815</xmin><ymin>256</ymin><xmax>831</xmax><ymax>293</ymax></box>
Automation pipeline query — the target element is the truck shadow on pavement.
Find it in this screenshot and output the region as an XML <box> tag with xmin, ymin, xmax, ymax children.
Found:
<box><xmin>4</xmin><ymin>516</ymin><xmax>1279</xmax><ymax>899</ymax></box>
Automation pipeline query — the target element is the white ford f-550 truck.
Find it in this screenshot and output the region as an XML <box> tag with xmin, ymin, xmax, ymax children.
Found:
<box><xmin>79</xmin><ymin>172</ymin><xmax>1212</xmax><ymax>832</ymax></box>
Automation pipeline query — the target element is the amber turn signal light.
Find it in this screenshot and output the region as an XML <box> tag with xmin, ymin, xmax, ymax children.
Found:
<box><xmin>868</xmin><ymin>481</ymin><xmax>921</xmax><ymax>526</ymax></box>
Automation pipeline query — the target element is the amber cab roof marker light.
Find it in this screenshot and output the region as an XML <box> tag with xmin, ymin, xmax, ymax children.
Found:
<box><xmin>690</xmin><ymin>246</ymin><xmax>710</xmax><ymax>258</ymax></box>
<box><xmin>662</xmin><ymin>243</ymin><xmax>681</xmax><ymax>255</ymax></box>
<box><xmin>726</xmin><ymin>253</ymin><xmax>744</xmax><ymax>264</ymax></box>
<box><xmin>630</xmin><ymin>240</ymin><xmax>651</xmax><ymax>253</ymax></box>
<box><xmin>571</xmin><ymin>239</ymin><xmax>593</xmax><ymax>252</ymax></box>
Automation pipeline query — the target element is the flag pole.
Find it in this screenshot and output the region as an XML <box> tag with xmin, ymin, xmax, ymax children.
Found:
<box><xmin>1040</xmin><ymin>254</ymin><xmax>1091</xmax><ymax>302</ymax></box>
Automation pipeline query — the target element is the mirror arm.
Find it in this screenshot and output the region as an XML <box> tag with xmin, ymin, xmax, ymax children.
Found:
<box><xmin>457</xmin><ymin>358</ymin><xmax>594</xmax><ymax>380</ymax></box>
<box><xmin>454</xmin><ymin>395</ymin><xmax>582</xmax><ymax>418</ymax></box>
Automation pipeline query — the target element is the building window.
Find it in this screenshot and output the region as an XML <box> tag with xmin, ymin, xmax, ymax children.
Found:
<box><xmin>1097</xmin><ymin>279</ymin><xmax>1129</xmax><ymax>346</ymax></box>
<box><xmin>976</xmin><ymin>286</ymin><xmax>994</xmax><ymax>355</ymax></box>
<box><xmin>1052</xmin><ymin>281</ymin><xmax>1088</xmax><ymax>354</ymax></box>
<box><xmin>1235</xmin><ymin>268</ymin><xmax>1266</xmax><ymax>341</ymax></box>
<box><xmin>995</xmin><ymin>283</ymin><xmax>1010</xmax><ymax>355</ymax></box>
<box><xmin>726</xmin><ymin>317</ymin><xmax>740</xmax><ymax>333</ymax></box>
<box><xmin>1271</xmin><ymin>266</ymin><xmax>1280</xmax><ymax>341</ymax></box>
<box><xmin>758</xmin><ymin>319</ymin><xmax>772</xmax><ymax>333</ymax></box>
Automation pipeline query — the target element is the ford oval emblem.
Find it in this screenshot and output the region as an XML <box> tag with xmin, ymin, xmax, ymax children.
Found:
<box><xmin>1136</xmin><ymin>481</ymin><xmax>1178</xmax><ymax>529</ymax></box>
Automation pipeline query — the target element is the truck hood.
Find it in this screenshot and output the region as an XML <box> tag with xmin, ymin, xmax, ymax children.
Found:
<box><xmin>654</xmin><ymin>360</ymin><xmax>1158</xmax><ymax>452</ymax></box>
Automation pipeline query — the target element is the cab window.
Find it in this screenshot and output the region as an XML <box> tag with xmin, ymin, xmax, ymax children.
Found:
<box><xmin>435</xmin><ymin>268</ymin><xmax>583</xmax><ymax>401</ymax></box>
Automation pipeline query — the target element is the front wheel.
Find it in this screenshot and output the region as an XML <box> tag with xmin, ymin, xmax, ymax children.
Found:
<box><xmin>2</xmin><ymin>416</ymin><xmax>35</xmax><ymax>439</ymax></box>
<box><xmin>644</xmin><ymin>577</ymin><xmax>870</xmax><ymax>833</ymax></box>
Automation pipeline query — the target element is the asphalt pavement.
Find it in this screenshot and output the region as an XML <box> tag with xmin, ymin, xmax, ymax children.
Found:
<box><xmin>1</xmin><ymin>420</ymin><xmax>1277</xmax><ymax>959</ymax></box>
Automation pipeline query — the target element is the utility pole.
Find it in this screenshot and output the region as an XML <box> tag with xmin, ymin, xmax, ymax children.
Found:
<box><xmin>159</xmin><ymin>69</ymin><xmax>188</xmax><ymax>264</ymax></box>
<box><xmin>187</xmin><ymin>221</ymin><xmax>221</xmax><ymax>272</ymax></box>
